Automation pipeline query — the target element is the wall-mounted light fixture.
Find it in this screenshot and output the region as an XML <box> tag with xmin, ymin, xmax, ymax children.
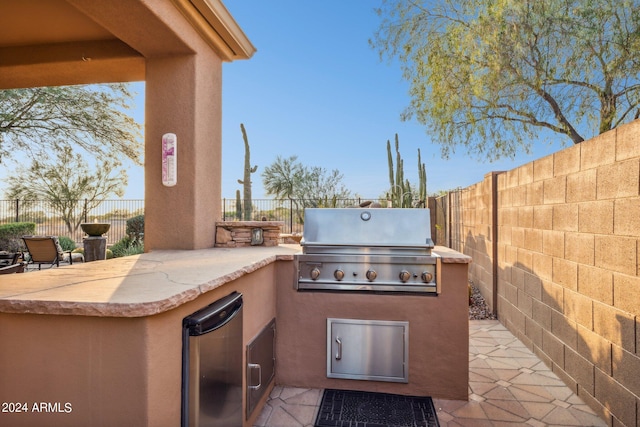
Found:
<box><xmin>251</xmin><ymin>228</ymin><xmax>264</xmax><ymax>245</ymax></box>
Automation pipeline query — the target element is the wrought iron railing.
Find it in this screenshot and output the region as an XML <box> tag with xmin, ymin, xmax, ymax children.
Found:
<box><xmin>0</xmin><ymin>196</ymin><xmax>421</xmax><ymax>247</ymax></box>
<box><xmin>221</xmin><ymin>198</ymin><xmax>385</xmax><ymax>234</ymax></box>
<box><xmin>0</xmin><ymin>199</ymin><xmax>144</xmax><ymax>245</ymax></box>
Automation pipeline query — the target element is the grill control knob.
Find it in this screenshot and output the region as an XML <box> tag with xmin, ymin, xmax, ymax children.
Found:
<box><xmin>310</xmin><ymin>267</ymin><xmax>321</xmax><ymax>280</ymax></box>
<box><xmin>421</xmin><ymin>271</ymin><xmax>434</xmax><ymax>283</ymax></box>
<box><xmin>334</xmin><ymin>269</ymin><xmax>345</xmax><ymax>281</ymax></box>
<box><xmin>365</xmin><ymin>269</ymin><xmax>377</xmax><ymax>281</ymax></box>
<box><xmin>399</xmin><ymin>270</ymin><xmax>411</xmax><ymax>283</ymax></box>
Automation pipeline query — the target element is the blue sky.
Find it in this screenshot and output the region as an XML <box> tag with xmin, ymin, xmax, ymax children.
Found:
<box><xmin>2</xmin><ymin>1</ymin><xmax>569</xmax><ymax>200</ymax></box>
<box><xmin>218</xmin><ymin>0</ymin><xmax>567</xmax><ymax>200</ymax></box>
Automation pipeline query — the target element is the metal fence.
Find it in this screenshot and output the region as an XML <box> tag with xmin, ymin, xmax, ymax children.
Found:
<box><xmin>0</xmin><ymin>199</ymin><xmax>144</xmax><ymax>245</ymax></box>
<box><xmin>1</xmin><ymin>197</ymin><xmax>404</xmax><ymax>247</ymax></box>
<box><xmin>221</xmin><ymin>198</ymin><xmax>384</xmax><ymax>234</ymax></box>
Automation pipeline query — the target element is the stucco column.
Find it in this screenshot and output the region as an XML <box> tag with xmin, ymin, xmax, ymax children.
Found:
<box><xmin>144</xmin><ymin>53</ymin><xmax>222</xmax><ymax>250</ymax></box>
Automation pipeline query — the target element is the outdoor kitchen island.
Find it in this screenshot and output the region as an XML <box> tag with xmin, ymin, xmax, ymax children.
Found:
<box><xmin>0</xmin><ymin>246</ymin><xmax>298</xmax><ymax>427</ymax></box>
<box><xmin>281</xmin><ymin>245</ymin><xmax>471</xmax><ymax>401</ymax></box>
<box><xmin>0</xmin><ymin>244</ymin><xmax>470</xmax><ymax>427</ymax></box>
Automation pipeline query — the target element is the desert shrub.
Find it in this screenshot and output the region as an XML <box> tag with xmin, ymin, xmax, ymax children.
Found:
<box><xmin>71</xmin><ymin>246</ymin><xmax>113</xmax><ymax>259</ymax></box>
<box><xmin>110</xmin><ymin>236</ymin><xmax>144</xmax><ymax>258</ymax></box>
<box><xmin>0</xmin><ymin>222</ymin><xmax>36</xmax><ymax>252</ymax></box>
<box><xmin>126</xmin><ymin>215</ymin><xmax>144</xmax><ymax>242</ymax></box>
<box><xmin>114</xmin><ymin>244</ymin><xmax>141</xmax><ymax>257</ymax></box>
<box><xmin>110</xmin><ymin>236</ymin><xmax>133</xmax><ymax>257</ymax></box>
<box><xmin>57</xmin><ymin>236</ymin><xmax>76</xmax><ymax>251</ymax></box>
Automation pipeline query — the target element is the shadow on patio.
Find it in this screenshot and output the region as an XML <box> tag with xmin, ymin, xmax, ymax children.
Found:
<box><xmin>255</xmin><ymin>320</ymin><xmax>606</xmax><ymax>427</ymax></box>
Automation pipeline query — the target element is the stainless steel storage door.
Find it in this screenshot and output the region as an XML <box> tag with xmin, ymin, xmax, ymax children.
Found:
<box><xmin>327</xmin><ymin>318</ymin><xmax>409</xmax><ymax>383</ymax></box>
<box><xmin>246</xmin><ymin>318</ymin><xmax>276</xmax><ymax>418</ymax></box>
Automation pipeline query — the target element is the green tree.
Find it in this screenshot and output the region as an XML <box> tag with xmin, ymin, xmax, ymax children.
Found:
<box><xmin>262</xmin><ymin>155</ymin><xmax>352</xmax><ymax>222</ymax></box>
<box><xmin>261</xmin><ymin>155</ymin><xmax>302</xmax><ymax>201</ymax></box>
<box><xmin>0</xmin><ymin>84</ymin><xmax>142</xmax><ymax>163</ymax></box>
<box><xmin>371</xmin><ymin>0</ymin><xmax>640</xmax><ymax>160</ymax></box>
<box><xmin>295</xmin><ymin>166</ymin><xmax>352</xmax><ymax>207</ymax></box>
<box><xmin>5</xmin><ymin>146</ymin><xmax>128</xmax><ymax>234</ymax></box>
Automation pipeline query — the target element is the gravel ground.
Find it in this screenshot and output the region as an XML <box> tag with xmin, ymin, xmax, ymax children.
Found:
<box><xmin>469</xmin><ymin>281</ymin><xmax>497</xmax><ymax>320</ymax></box>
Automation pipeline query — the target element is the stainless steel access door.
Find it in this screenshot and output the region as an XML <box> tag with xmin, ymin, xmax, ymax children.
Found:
<box><xmin>182</xmin><ymin>292</ymin><xmax>243</xmax><ymax>427</ymax></box>
<box><xmin>246</xmin><ymin>318</ymin><xmax>276</xmax><ymax>419</ymax></box>
<box><xmin>327</xmin><ymin>318</ymin><xmax>409</xmax><ymax>383</ymax></box>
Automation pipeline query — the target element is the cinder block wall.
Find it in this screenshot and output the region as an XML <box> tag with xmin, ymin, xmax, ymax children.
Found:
<box><xmin>450</xmin><ymin>120</ymin><xmax>640</xmax><ymax>427</ymax></box>
<box><xmin>453</xmin><ymin>172</ymin><xmax>500</xmax><ymax>313</ymax></box>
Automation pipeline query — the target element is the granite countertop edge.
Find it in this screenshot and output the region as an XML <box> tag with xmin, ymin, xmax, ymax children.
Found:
<box><xmin>433</xmin><ymin>247</ymin><xmax>472</xmax><ymax>263</ymax></box>
<box><xmin>0</xmin><ymin>245</ymin><xmax>468</xmax><ymax>317</ymax></box>
<box><xmin>0</xmin><ymin>247</ymin><xmax>299</xmax><ymax>318</ymax></box>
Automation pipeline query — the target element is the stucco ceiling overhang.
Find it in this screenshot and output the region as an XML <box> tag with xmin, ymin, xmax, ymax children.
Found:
<box><xmin>174</xmin><ymin>0</ymin><xmax>256</xmax><ymax>61</ymax></box>
<box><xmin>0</xmin><ymin>0</ymin><xmax>255</xmax><ymax>89</ymax></box>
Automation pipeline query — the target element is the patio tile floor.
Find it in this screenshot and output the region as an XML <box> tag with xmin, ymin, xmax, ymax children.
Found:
<box><xmin>254</xmin><ymin>320</ymin><xmax>606</xmax><ymax>427</ymax></box>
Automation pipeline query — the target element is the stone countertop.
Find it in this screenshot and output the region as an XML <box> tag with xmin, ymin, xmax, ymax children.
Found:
<box><xmin>432</xmin><ymin>246</ymin><xmax>472</xmax><ymax>264</ymax></box>
<box><xmin>0</xmin><ymin>245</ymin><xmax>468</xmax><ymax>318</ymax></box>
<box><xmin>0</xmin><ymin>245</ymin><xmax>300</xmax><ymax>318</ymax></box>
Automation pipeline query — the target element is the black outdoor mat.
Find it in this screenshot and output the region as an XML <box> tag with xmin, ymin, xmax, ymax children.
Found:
<box><xmin>314</xmin><ymin>389</ymin><xmax>440</xmax><ymax>427</ymax></box>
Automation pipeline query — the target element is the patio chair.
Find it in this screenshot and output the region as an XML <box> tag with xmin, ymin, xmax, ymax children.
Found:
<box><xmin>0</xmin><ymin>262</ymin><xmax>25</xmax><ymax>274</ymax></box>
<box><xmin>22</xmin><ymin>236</ymin><xmax>73</xmax><ymax>270</ymax></box>
<box><xmin>0</xmin><ymin>252</ymin><xmax>20</xmax><ymax>267</ymax></box>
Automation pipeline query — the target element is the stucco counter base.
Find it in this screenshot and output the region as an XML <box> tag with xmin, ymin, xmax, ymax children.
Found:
<box><xmin>276</xmin><ymin>247</ymin><xmax>472</xmax><ymax>401</ymax></box>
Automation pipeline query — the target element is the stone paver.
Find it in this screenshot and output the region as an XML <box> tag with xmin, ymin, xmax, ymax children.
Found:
<box><xmin>255</xmin><ymin>320</ymin><xmax>606</xmax><ymax>427</ymax></box>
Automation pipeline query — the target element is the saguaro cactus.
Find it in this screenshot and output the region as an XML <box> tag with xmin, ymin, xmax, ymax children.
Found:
<box><xmin>386</xmin><ymin>134</ymin><xmax>409</xmax><ymax>207</ymax></box>
<box><xmin>235</xmin><ymin>189</ymin><xmax>242</xmax><ymax>220</ymax></box>
<box><xmin>237</xmin><ymin>123</ymin><xmax>258</xmax><ymax>220</ymax></box>
<box><xmin>418</xmin><ymin>148</ymin><xmax>427</xmax><ymax>207</ymax></box>
<box><xmin>386</xmin><ymin>134</ymin><xmax>427</xmax><ymax>208</ymax></box>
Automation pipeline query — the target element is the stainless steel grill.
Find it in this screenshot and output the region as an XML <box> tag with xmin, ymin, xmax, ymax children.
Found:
<box><xmin>295</xmin><ymin>208</ymin><xmax>438</xmax><ymax>294</ymax></box>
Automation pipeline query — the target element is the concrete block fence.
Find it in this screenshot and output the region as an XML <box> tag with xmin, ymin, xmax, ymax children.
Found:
<box><xmin>437</xmin><ymin>120</ymin><xmax>640</xmax><ymax>427</ymax></box>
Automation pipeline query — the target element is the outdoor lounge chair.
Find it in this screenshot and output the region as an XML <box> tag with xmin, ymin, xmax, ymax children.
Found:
<box><xmin>0</xmin><ymin>262</ymin><xmax>26</xmax><ymax>274</ymax></box>
<box><xmin>22</xmin><ymin>236</ymin><xmax>73</xmax><ymax>270</ymax></box>
<box><xmin>0</xmin><ymin>252</ymin><xmax>20</xmax><ymax>267</ymax></box>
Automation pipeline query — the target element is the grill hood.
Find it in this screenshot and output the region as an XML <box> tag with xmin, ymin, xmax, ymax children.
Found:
<box><xmin>301</xmin><ymin>208</ymin><xmax>434</xmax><ymax>248</ymax></box>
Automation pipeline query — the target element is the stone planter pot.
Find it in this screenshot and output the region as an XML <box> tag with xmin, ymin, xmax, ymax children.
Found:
<box><xmin>81</xmin><ymin>223</ymin><xmax>111</xmax><ymax>237</ymax></box>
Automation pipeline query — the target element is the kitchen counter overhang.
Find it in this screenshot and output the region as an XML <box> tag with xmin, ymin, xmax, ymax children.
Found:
<box><xmin>0</xmin><ymin>245</ymin><xmax>469</xmax><ymax>317</ymax></box>
<box><xmin>0</xmin><ymin>246</ymin><xmax>299</xmax><ymax>317</ymax></box>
